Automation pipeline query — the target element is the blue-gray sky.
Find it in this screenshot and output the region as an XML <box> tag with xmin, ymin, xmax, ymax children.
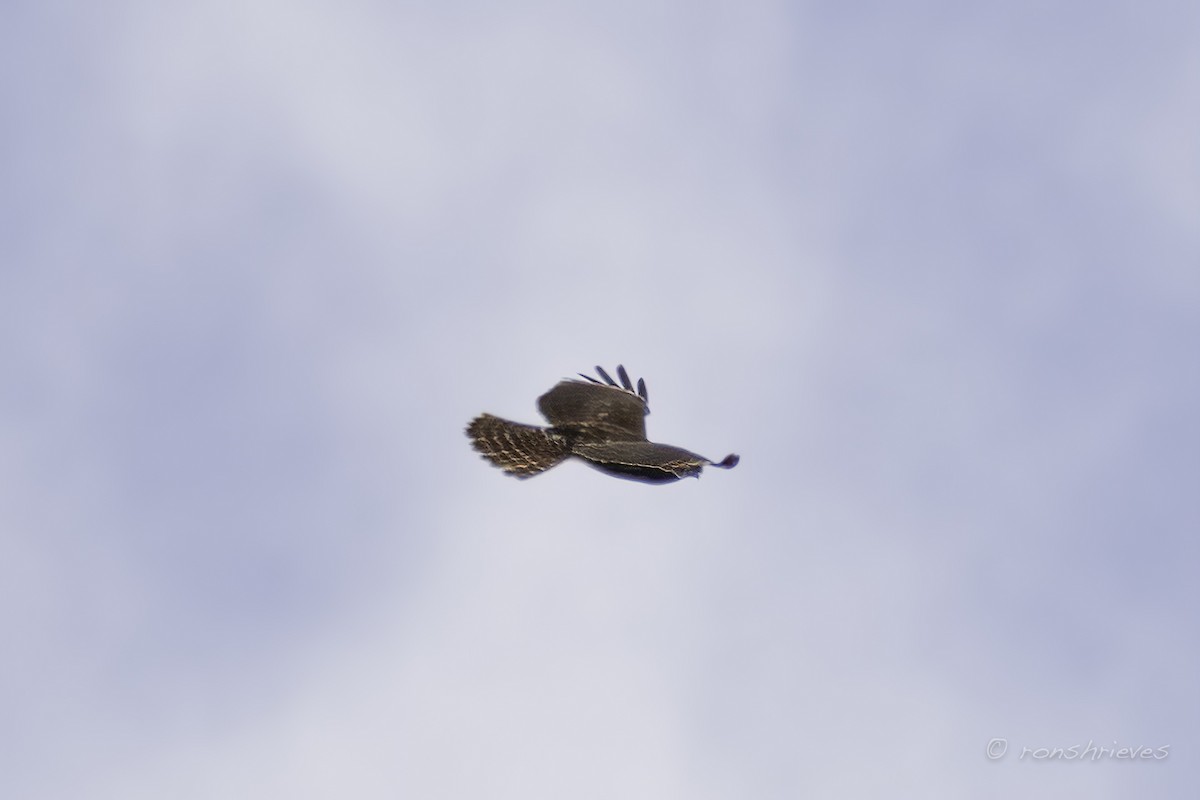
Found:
<box><xmin>3</xmin><ymin>1</ymin><xmax>1198</xmax><ymax>797</ymax></box>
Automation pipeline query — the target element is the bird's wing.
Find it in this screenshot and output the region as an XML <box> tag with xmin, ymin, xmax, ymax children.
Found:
<box><xmin>572</xmin><ymin>441</ymin><xmax>711</xmax><ymax>483</ymax></box>
<box><xmin>537</xmin><ymin>365</ymin><xmax>648</xmax><ymax>441</ymax></box>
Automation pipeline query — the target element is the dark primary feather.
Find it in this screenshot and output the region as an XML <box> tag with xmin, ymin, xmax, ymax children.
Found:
<box><xmin>616</xmin><ymin>365</ymin><xmax>634</xmax><ymax>392</ymax></box>
<box><xmin>466</xmin><ymin>364</ymin><xmax>738</xmax><ymax>484</ymax></box>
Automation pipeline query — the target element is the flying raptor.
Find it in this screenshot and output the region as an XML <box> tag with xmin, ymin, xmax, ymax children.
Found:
<box><xmin>466</xmin><ymin>365</ymin><xmax>740</xmax><ymax>484</ymax></box>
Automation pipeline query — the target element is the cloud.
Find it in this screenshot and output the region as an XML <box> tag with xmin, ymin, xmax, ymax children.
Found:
<box><xmin>2</xmin><ymin>0</ymin><xmax>1196</xmax><ymax>797</ymax></box>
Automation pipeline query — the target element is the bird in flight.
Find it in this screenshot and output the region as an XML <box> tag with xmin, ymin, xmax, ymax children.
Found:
<box><xmin>466</xmin><ymin>365</ymin><xmax>740</xmax><ymax>484</ymax></box>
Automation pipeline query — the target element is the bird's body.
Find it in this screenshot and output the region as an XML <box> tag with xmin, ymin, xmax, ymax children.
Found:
<box><xmin>466</xmin><ymin>365</ymin><xmax>739</xmax><ymax>484</ymax></box>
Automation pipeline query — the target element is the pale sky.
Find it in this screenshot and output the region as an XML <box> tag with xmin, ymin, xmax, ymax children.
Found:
<box><xmin>3</xmin><ymin>1</ymin><xmax>1198</xmax><ymax>798</ymax></box>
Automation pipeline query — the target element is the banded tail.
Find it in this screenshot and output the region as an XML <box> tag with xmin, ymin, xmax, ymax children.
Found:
<box><xmin>465</xmin><ymin>414</ymin><xmax>571</xmax><ymax>478</ymax></box>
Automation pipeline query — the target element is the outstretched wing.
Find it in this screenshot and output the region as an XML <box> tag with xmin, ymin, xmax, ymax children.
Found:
<box><xmin>537</xmin><ymin>364</ymin><xmax>649</xmax><ymax>442</ymax></box>
<box><xmin>573</xmin><ymin>441</ymin><xmax>709</xmax><ymax>483</ymax></box>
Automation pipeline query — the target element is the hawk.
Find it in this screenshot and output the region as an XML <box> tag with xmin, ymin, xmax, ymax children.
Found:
<box><xmin>466</xmin><ymin>365</ymin><xmax>740</xmax><ymax>484</ymax></box>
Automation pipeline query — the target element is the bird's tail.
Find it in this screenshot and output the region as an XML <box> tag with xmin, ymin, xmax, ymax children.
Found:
<box><xmin>465</xmin><ymin>414</ymin><xmax>571</xmax><ymax>478</ymax></box>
